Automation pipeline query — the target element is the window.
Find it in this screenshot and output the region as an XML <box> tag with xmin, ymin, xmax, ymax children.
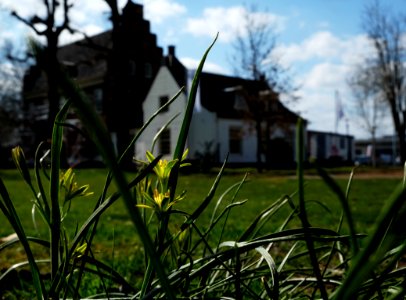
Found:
<box><xmin>229</xmin><ymin>127</ymin><xmax>242</xmax><ymax>154</ymax></box>
<box><xmin>159</xmin><ymin>129</ymin><xmax>171</xmax><ymax>155</ymax></box>
<box><xmin>160</xmin><ymin>95</ymin><xmax>169</xmax><ymax>112</ymax></box>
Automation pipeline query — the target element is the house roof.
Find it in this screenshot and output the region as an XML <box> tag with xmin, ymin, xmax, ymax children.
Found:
<box><xmin>162</xmin><ymin>48</ymin><xmax>272</xmax><ymax>118</ymax></box>
<box><xmin>198</xmin><ymin>72</ymin><xmax>269</xmax><ymax>118</ymax></box>
<box><xmin>23</xmin><ymin>31</ymin><xmax>113</xmax><ymax>97</ymax></box>
<box><xmin>162</xmin><ymin>53</ymin><xmax>303</xmax><ymax>122</ymax></box>
<box><xmin>57</xmin><ymin>31</ymin><xmax>112</xmax><ymax>81</ymax></box>
<box><xmin>191</xmin><ymin>71</ymin><xmax>302</xmax><ymax>123</ymax></box>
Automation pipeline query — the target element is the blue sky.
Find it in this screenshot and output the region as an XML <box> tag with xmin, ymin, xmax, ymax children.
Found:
<box><xmin>1</xmin><ymin>0</ymin><xmax>404</xmax><ymax>139</ymax></box>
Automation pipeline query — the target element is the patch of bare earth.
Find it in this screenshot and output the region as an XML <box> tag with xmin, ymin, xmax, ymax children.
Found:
<box><xmin>331</xmin><ymin>169</ymin><xmax>404</xmax><ymax>179</ymax></box>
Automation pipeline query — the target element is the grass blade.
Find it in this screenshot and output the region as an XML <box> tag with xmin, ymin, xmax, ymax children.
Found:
<box><xmin>296</xmin><ymin>118</ymin><xmax>328</xmax><ymax>299</ymax></box>
<box><xmin>317</xmin><ymin>167</ymin><xmax>359</xmax><ymax>254</ymax></box>
<box><xmin>34</xmin><ymin>142</ymin><xmax>51</xmax><ymax>223</ymax></box>
<box><xmin>181</xmin><ymin>155</ymin><xmax>227</xmax><ymax>231</ymax></box>
<box><xmin>332</xmin><ymin>185</ymin><xmax>406</xmax><ymax>299</ymax></box>
<box><xmin>49</xmin><ymin>99</ymin><xmax>70</xmax><ymax>287</ymax></box>
<box><xmin>255</xmin><ymin>246</ymin><xmax>279</xmax><ymax>299</ymax></box>
<box><xmin>151</xmin><ymin>113</ymin><xmax>180</xmax><ymax>152</ymax></box>
<box><xmin>173</xmin><ymin>33</ymin><xmax>218</xmax><ymax>161</ymax></box>
<box><xmin>55</xmin><ymin>67</ymin><xmax>174</xmax><ymax>298</ymax></box>
<box><xmin>238</xmin><ymin>195</ymin><xmax>290</xmax><ymax>242</ymax></box>
<box><xmin>0</xmin><ymin>179</ymin><xmax>46</xmax><ymax>299</ymax></box>
<box><xmin>120</xmin><ymin>87</ymin><xmax>184</xmax><ymax>166</ymax></box>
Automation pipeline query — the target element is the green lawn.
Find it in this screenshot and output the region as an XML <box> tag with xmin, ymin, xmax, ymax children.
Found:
<box><xmin>0</xmin><ymin>168</ymin><xmax>402</xmax><ymax>271</ymax></box>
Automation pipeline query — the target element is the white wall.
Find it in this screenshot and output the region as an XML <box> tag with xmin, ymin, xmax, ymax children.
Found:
<box><xmin>135</xmin><ymin>66</ymin><xmax>187</xmax><ymax>161</ymax></box>
<box><xmin>217</xmin><ymin>119</ymin><xmax>257</xmax><ymax>163</ymax></box>
<box><xmin>137</xmin><ymin>66</ymin><xmax>303</xmax><ymax>165</ymax></box>
<box><xmin>136</xmin><ymin>66</ymin><xmax>218</xmax><ymax>162</ymax></box>
<box><xmin>188</xmin><ymin>106</ymin><xmax>217</xmax><ymax>159</ymax></box>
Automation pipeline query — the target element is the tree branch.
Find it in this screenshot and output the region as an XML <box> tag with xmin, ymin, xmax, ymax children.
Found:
<box><xmin>11</xmin><ymin>11</ymin><xmax>43</xmax><ymax>35</ymax></box>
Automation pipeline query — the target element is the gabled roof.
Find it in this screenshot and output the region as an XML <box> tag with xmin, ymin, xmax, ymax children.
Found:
<box><xmin>162</xmin><ymin>60</ymin><xmax>302</xmax><ymax>122</ymax></box>
<box><xmin>198</xmin><ymin>72</ymin><xmax>268</xmax><ymax>118</ymax></box>
<box><xmin>23</xmin><ymin>31</ymin><xmax>112</xmax><ymax>96</ymax></box>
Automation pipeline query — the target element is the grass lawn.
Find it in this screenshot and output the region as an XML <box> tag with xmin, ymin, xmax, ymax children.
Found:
<box><xmin>0</xmin><ymin>167</ymin><xmax>403</xmax><ymax>276</ymax></box>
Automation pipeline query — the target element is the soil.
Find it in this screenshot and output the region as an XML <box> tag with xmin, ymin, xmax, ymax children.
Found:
<box><xmin>329</xmin><ymin>168</ymin><xmax>404</xmax><ymax>179</ymax></box>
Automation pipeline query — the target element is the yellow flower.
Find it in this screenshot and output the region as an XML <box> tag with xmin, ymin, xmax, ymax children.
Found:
<box><xmin>136</xmin><ymin>150</ymin><xmax>188</xmax><ymax>215</ymax></box>
<box><xmin>146</xmin><ymin>149</ymin><xmax>191</xmax><ymax>181</ymax></box>
<box><xmin>11</xmin><ymin>146</ymin><xmax>32</xmax><ymax>185</ymax></box>
<box><xmin>60</xmin><ymin>168</ymin><xmax>93</xmax><ymax>201</ymax></box>
<box><xmin>137</xmin><ymin>188</ymin><xmax>185</xmax><ymax>213</ymax></box>
<box><xmin>153</xmin><ymin>188</ymin><xmax>170</xmax><ymax>209</ymax></box>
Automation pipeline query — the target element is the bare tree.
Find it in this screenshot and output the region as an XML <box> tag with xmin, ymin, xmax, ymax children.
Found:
<box><xmin>231</xmin><ymin>5</ymin><xmax>295</xmax><ymax>91</ymax></box>
<box><xmin>358</xmin><ymin>0</ymin><xmax>406</xmax><ymax>163</ymax></box>
<box><xmin>349</xmin><ymin>65</ymin><xmax>387</xmax><ymax>166</ymax></box>
<box><xmin>231</xmin><ymin>5</ymin><xmax>297</xmax><ymax>171</ymax></box>
<box><xmin>11</xmin><ymin>0</ymin><xmax>74</xmax><ymax>139</ymax></box>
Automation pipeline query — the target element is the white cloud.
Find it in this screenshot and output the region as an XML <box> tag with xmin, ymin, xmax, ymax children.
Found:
<box><xmin>272</xmin><ymin>30</ymin><xmax>393</xmax><ymax>139</ymax></box>
<box><xmin>277</xmin><ymin>31</ymin><xmax>343</xmax><ymax>63</ymax></box>
<box><xmin>69</xmin><ymin>2</ymin><xmax>110</xmax><ymax>27</ymax></box>
<box><xmin>185</xmin><ymin>6</ymin><xmax>286</xmax><ymax>43</ymax></box>
<box><xmin>143</xmin><ymin>0</ymin><xmax>187</xmax><ymax>24</ymax></box>
<box><xmin>291</xmin><ymin>61</ymin><xmax>364</xmax><ymax>136</ymax></box>
<box><xmin>304</xmin><ymin>63</ymin><xmax>349</xmax><ymax>90</ymax></box>
<box><xmin>1</xmin><ymin>0</ymin><xmax>45</xmax><ymax>19</ymax></box>
<box><xmin>275</xmin><ymin>30</ymin><xmax>383</xmax><ymax>137</ymax></box>
<box><xmin>180</xmin><ymin>57</ymin><xmax>230</xmax><ymax>74</ymax></box>
<box><xmin>276</xmin><ymin>31</ymin><xmax>372</xmax><ymax>67</ymax></box>
<box><xmin>59</xmin><ymin>24</ymin><xmax>105</xmax><ymax>46</ymax></box>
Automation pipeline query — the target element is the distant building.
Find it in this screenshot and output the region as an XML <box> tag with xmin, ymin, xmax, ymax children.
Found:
<box><xmin>308</xmin><ymin>130</ymin><xmax>355</xmax><ymax>165</ymax></box>
<box><xmin>355</xmin><ymin>135</ymin><xmax>399</xmax><ymax>165</ymax></box>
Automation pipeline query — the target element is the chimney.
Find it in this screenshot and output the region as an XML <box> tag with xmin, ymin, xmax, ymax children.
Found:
<box><xmin>167</xmin><ymin>45</ymin><xmax>175</xmax><ymax>66</ymax></box>
<box><xmin>168</xmin><ymin>45</ymin><xmax>175</xmax><ymax>56</ymax></box>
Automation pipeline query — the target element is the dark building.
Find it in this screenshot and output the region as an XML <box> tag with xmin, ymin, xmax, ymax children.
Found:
<box><xmin>22</xmin><ymin>1</ymin><xmax>163</xmax><ymax>162</ymax></box>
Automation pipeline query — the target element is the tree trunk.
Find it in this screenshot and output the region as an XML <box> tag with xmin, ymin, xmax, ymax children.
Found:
<box><xmin>255</xmin><ymin>118</ymin><xmax>263</xmax><ymax>173</ymax></box>
<box><xmin>265</xmin><ymin>118</ymin><xmax>272</xmax><ymax>169</ymax></box>
<box><xmin>397</xmin><ymin>129</ymin><xmax>406</xmax><ymax>164</ymax></box>
<box><xmin>371</xmin><ymin>131</ymin><xmax>377</xmax><ymax>168</ymax></box>
<box><xmin>45</xmin><ymin>36</ymin><xmax>61</xmax><ymax>139</ymax></box>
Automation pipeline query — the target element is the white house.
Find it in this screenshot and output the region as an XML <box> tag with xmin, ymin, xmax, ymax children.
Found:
<box><xmin>135</xmin><ymin>65</ymin><xmax>260</xmax><ymax>163</ymax></box>
<box><xmin>135</xmin><ymin>47</ymin><xmax>303</xmax><ymax>167</ymax></box>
